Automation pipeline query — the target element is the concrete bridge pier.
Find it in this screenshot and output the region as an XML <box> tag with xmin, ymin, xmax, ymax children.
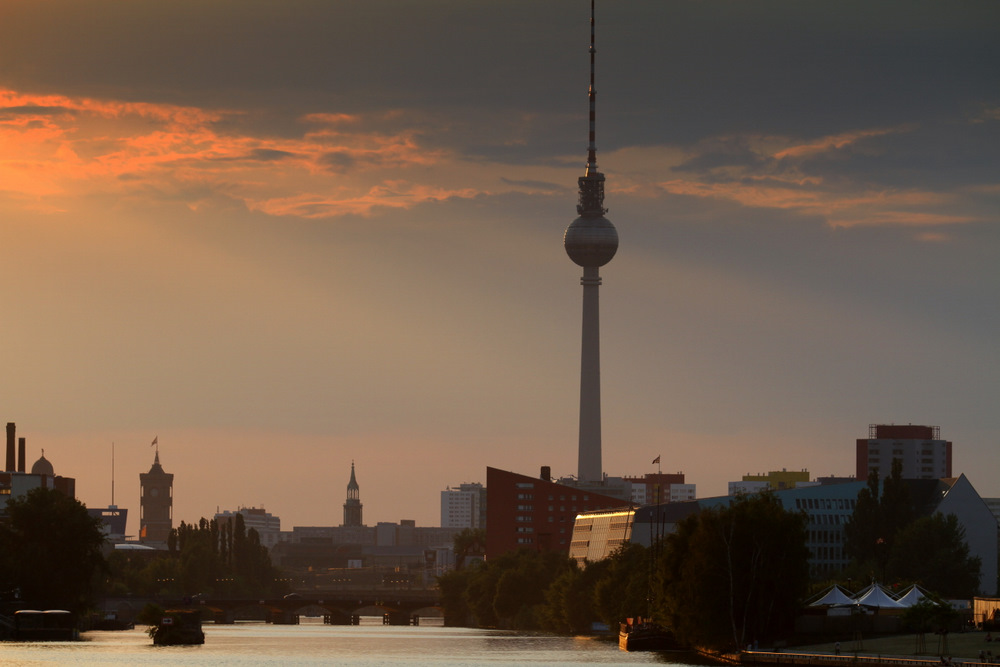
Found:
<box><xmin>321</xmin><ymin>612</ymin><xmax>355</xmax><ymax>625</ymax></box>
<box><xmin>213</xmin><ymin>609</ymin><xmax>237</xmax><ymax>624</ymax></box>
<box><xmin>382</xmin><ymin>611</ymin><xmax>410</xmax><ymax>626</ymax></box>
<box><xmin>271</xmin><ymin>610</ymin><xmax>299</xmax><ymax>625</ymax></box>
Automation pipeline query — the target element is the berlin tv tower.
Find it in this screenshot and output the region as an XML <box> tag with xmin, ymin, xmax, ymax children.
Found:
<box><xmin>564</xmin><ymin>0</ymin><xmax>618</xmax><ymax>484</ymax></box>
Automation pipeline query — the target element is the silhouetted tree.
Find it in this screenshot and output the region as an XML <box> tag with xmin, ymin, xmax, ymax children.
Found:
<box><xmin>593</xmin><ymin>542</ymin><xmax>649</xmax><ymax>627</ymax></box>
<box><xmin>889</xmin><ymin>513</ymin><xmax>981</xmax><ymax>597</ymax></box>
<box><xmin>452</xmin><ymin>527</ymin><xmax>486</xmax><ymax>570</ymax></box>
<box><xmin>844</xmin><ymin>459</ymin><xmax>911</xmax><ymax>574</ymax></box>
<box><xmin>657</xmin><ymin>493</ymin><xmax>810</xmax><ymax>650</ymax></box>
<box><xmin>0</xmin><ymin>487</ymin><xmax>106</xmax><ymax>615</ymax></box>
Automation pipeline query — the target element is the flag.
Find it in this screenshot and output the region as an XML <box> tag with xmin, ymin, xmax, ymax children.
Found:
<box><xmin>151</xmin><ymin>436</ymin><xmax>158</xmax><ymax>447</ymax></box>
<box><xmin>652</xmin><ymin>455</ymin><xmax>660</xmax><ymax>465</ymax></box>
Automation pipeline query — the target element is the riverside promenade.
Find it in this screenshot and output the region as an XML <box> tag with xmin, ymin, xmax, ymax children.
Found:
<box><xmin>714</xmin><ymin>632</ymin><xmax>999</xmax><ymax>667</ymax></box>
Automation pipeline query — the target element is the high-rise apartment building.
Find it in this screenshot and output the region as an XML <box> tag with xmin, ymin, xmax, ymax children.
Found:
<box><xmin>440</xmin><ymin>482</ymin><xmax>486</xmax><ymax>529</ymax></box>
<box><xmin>856</xmin><ymin>424</ymin><xmax>952</xmax><ymax>480</ymax></box>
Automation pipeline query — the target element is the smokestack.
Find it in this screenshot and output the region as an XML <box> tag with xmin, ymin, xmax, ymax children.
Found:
<box><xmin>5</xmin><ymin>423</ymin><xmax>14</xmax><ymax>472</ymax></box>
<box><xmin>18</xmin><ymin>437</ymin><xmax>26</xmax><ymax>473</ymax></box>
<box><xmin>540</xmin><ymin>466</ymin><xmax>551</xmax><ymax>483</ymax></box>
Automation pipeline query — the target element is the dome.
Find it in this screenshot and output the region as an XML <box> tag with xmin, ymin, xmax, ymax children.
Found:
<box><xmin>31</xmin><ymin>453</ymin><xmax>54</xmax><ymax>476</ymax></box>
<box><xmin>564</xmin><ymin>214</ymin><xmax>619</xmax><ymax>267</ymax></box>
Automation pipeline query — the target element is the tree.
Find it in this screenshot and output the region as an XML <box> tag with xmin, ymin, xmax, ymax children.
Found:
<box><xmin>592</xmin><ymin>542</ymin><xmax>649</xmax><ymax>628</ymax></box>
<box><xmin>657</xmin><ymin>493</ymin><xmax>810</xmax><ymax>650</ymax></box>
<box><xmin>452</xmin><ymin>528</ymin><xmax>486</xmax><ymax>570</ymax></box>
<box><xmin>437</xmin><ymin>548</ymin><xmax>576</xmax><ymax>631</ymax></box>
<box><xmin>0</xmin><ymin>488</ymin><xmax>107</xmax><ymax>615</ymax></box>
<box><xmin>888</xmin><ymin>514</ymin><xmax>981</xmax><ymax>598</ymax></box>
<box><xmin>844</xmin><ymin>459</ymin><xmax>911</xmax><ymax>578</ymax></box>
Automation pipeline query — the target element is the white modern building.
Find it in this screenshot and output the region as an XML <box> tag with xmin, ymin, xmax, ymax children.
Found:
<box><xmin>440</xmin><ymin>482</ymin><xmax>485</xmax><ymax>529</ymax></box>
<box><xmin>215</xmin><ymin>506</ymin><xmax>282</xmax><ymax>550</ymax></box>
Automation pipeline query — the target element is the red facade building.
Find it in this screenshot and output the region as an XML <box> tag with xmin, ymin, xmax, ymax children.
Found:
<box><xmin>485</xmin><ymin>467</ymin><xmax>630</xmax><ymax>560</ymax></box>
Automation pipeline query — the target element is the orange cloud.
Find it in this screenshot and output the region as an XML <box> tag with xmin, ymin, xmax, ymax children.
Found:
<box><xmin>658</xmin><ymin>178</ymin><xmax>974</xmax><ymax>228</ymax></box>
<box><xmin>772</xmin><ymin>126</ymin><xmax>912</xmax><ymax>160</ymax></box>
<box><xmin>0</xmin><ymin>88</ymin><xmax>474</xmax><ymax>218</ymax></box>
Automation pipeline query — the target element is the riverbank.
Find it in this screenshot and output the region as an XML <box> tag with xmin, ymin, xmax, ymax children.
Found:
<box><xmin>796</xmin><ymin>631</ymin><xmax>997</xmax><ymax>661</ymax></box>
<box><xmin>724</xmin><ymin>631</ymin><xmax>1000</xmax><ymax>667</ymax></box>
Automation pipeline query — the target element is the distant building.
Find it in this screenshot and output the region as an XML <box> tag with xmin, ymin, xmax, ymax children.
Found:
<box><xmin>571</xmin><ymin>474</ymin><xmax>997</xmax><ymax>594</ymax></box>
<box><xmin>215</xmin><ymin>506</ymin><xmax>282</xmax><ymax>550</ymax></box>
<box><xmin>1</xmin><ymin>422</ymin><xmax>76</xmax><ymax>512</ymax></box>
<box><xmin>729</xmin><ymin>469</ymin><xmax>815</xmax><ymax>495</ymax></box>
<box><xmin>139</xmin><ymin>448</ymin><xmax>173</xmax><ymax>545</ymax></box>
<box><xmin>569</xmin><ymin>507</ymin><xmax>635</xmax><ymax>565</ymax></box>
<box><xmin>728</xmin><ymin>480</ymin><xmax>771</xmax><ymax>496</ymax></box>
<box><xmin>440</xmin><ymin>482</ymin><xmax>486</xmax><ymax>529</ymax></box>
<box><xmin>621</xmin><ymin>472</ymin><xmax>692</xmax><ymax>505</ymax></box>
<box><xmin>486</xmin><ymin>466</ymin><xmax>630</xmax><ymax>560</ymax></box>
<box><xmin>343</xmin><ymin>462</ymin><xmax>363</xmax><ymax>527</ymax></box>
<box><xmin>88</xmin><ymin>506</ymin><xmax>128</xmax><ymax>541</ymax></box>
<box><xmin>857</xmin><ymin>424</ymin><xmax>952</xmax><ymax>480</ymax></box>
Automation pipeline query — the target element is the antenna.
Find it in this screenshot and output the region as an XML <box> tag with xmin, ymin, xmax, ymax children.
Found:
<box><xmin>576</xmin><ymin>0</ymin><xmax>607</xmax><ymax>217</ymax></box>
<box><xmin>586</xmin><ymin>0</ymin><xmax>597</xmax><ymax>175</ymax></box>
<box><xmin>111</xmin><ymin>441</ymin><xmax>115</xmax><ymax>507</ymax></box>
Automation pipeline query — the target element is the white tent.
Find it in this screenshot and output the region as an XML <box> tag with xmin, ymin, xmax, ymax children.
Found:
<box><xmin>810</xmin><ymin>585</ymin><xmax>856</xmax><ymax>606</ymax></box>
<box><xmin>895</xmin><ymin>585</ymin><xmax>932</xmax><ymax>607</ymax></box>
<box><xmin>854</xmin><ymin>583</ymin><xmax>906</xmax><ymax>609</ymax></box>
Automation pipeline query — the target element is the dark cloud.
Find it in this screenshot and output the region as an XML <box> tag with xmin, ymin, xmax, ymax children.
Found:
<box><xmin>319</xmin><ymin>151</ymin><xmax>357</xmax><ymax>172</ymax></box>
<box><xmin>2</xmin><ymin>1</ymin><xmax>997</xmax><ymax>167</ymax></box>
<box><xmin>246</xmin><ymin>148</ymin><xmax>295</xmax><ymax>162</ymax></box>
<box><xmin>673</xmin><ymin>137</ymin><xmax>769</xmax><ymax>173</ymax></box>
<box><xmin>0</xmin><ymin>105</ymin><xmax>72</xmax><ymax>118</ymax></box>
<box><xmin>499</xmin><ymin>177</ymin><xmax>567</xmax><ymax>192</ymax></box>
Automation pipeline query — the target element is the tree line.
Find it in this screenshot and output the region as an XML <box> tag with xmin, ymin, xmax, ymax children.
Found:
<box><xmin>106</xmin><ymin>513</ymin><xmax>286</xmax><ymax>599</ymax></box>
<box><xmin>440</xmin><ymin>480</ymin><xmax>983</xmax><ymax>650</ymax></box>
<box><xmin>440</xmin><ymin>493</ymin><xmax>811</xmax><ymax>648</ymax></box>
<box><xmin>0</xmin><ymin>488</ymin><xmax>286</xmax><ymax>621</ymax></box>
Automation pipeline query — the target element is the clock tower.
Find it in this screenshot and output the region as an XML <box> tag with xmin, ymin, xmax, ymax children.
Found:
<box><xmin>139</xmin><ymin>448</ymin><xmax>174</xmax><ymax>544</ymax></box>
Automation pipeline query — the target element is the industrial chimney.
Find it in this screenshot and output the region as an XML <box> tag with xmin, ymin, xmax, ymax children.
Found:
<box><xmin>18</xmin><ymin>437</ymin><xmax>25</xmax><ymax>473</ymax></box>
<box><xmin>5</xmin><ymin>422</ymin><xmax>14</xmax><ymax>472</ymax></box>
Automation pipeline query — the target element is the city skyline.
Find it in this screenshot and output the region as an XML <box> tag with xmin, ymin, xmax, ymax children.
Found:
<box><xmin>1</xmin><ymin>1</ymin><xmax>998</xmax><ymax>529</ymax></box>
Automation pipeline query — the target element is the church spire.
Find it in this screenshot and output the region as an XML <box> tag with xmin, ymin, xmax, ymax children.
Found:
<box><xmin>343</xmin><ymin>461</ymin><xmax>363</xmax><ymax>527</ymax></box>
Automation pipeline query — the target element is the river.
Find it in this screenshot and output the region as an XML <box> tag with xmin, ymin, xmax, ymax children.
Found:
<box><xmin>1</xmin><ymin>617</ymin><xmax>709</xmax><ymax>666</ymax></box>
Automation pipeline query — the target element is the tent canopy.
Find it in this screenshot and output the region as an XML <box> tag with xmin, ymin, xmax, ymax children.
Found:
<box><xmin>855</xmin><ymin>583</ymin><xmax>906</xmax><ymax>608</ymax></box>
<box><xmin>895</xmin><ymin>585</ymin><xmax>932</xmax><ymax>607</ymax></box>
<box><xmin>810</xmin><ymin>585</ymin><xmax>856</xmax><ymax>607</ymax></box>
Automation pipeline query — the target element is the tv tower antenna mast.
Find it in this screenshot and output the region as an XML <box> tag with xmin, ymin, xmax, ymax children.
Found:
<box><xmin>564</xmin><ymin>0</ymin><xmax>618</xmax><ymax>484</ymax></box>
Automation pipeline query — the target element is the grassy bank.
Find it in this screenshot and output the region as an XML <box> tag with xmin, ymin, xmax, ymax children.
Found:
<box><xmin>796</xmin><ymin>631</ymin><xmax>998</xmax><ymax>661</ymax></box>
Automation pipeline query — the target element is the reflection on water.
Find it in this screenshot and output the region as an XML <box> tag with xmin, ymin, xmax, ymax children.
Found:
<box><xmin>2</xmin><ymin>617</ymin><xmax>701</xmax><ymax>666</ymax></box>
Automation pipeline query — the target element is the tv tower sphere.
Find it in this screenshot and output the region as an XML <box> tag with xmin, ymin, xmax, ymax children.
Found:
<box><xmin>564</xmin><ymin>212</ymin><xmax>618</xmax><ymax>267</ymax></box>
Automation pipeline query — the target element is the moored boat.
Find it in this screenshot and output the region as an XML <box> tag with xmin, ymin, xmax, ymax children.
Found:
<box><xmin>151</xmin><ymin>609</ymin><xmax>205</xmax><ymax>645</ymax></box>
<box><xmin>619</xmin><ymin>617</ymin><xmax>681</xmax><ymax>651</ymax></box>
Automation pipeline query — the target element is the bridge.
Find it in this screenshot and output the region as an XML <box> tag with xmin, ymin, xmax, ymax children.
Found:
<box><xmin>176</xmin><ymin>589</ymin><xmax>443</xmax><ymax>626</ymax></box>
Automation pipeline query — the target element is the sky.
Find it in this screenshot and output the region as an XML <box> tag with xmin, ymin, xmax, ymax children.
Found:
<box><xmin>1</xmin><ymin>1</ymin><xmax>998</xmax><ymax>533</ymax></box>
